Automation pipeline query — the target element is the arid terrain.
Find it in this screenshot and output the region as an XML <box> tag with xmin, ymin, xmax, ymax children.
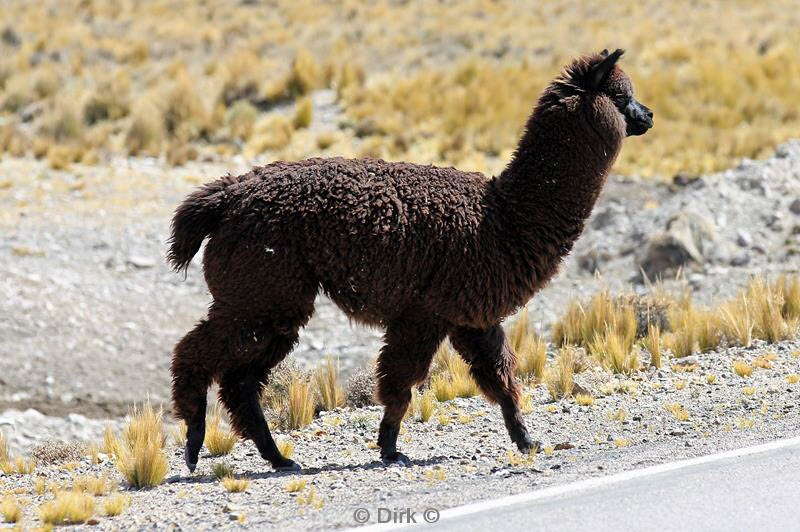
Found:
<box><xmin>1</xmin><ymin>0</ymin><xmax>800</xmax><ymax>529</ymax></box>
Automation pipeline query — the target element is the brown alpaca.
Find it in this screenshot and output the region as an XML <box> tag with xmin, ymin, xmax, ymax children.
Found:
<box><xmin>168</xmin><ymin>49</ymin><xmax>652</xmax><ymax>472</ymax></box>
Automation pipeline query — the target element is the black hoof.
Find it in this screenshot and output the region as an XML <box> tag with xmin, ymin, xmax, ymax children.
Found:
<box><xmin>272</xmin><ymin>458</ymin><xmax>301</xmax><ymax>472</ymax></box>
<box><xmin>381</xmin><ymin>451</ymin><xmax>411</xmax><ymax>466</ymax></box>
<box><xmin>518</xmin><ymin>438</ymin><xmax>542</xmax><ymax>455</ymax></box>
<box><xmin>184</xmin><ymin>446</ymin><xmax>198</xmax><ymax>473</ymax></box>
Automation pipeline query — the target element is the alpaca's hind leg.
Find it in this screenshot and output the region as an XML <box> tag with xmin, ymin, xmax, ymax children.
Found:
<box><xmin>450</xmin><ymin>324</ymin><xmax>539</xmax><ymax>454</ymax></box>
<box><xmin>171</xmin><ymin>319</ymin><xmax>216</xmax><ymax>472</ymax></box>
<box><xmin>218</xmin><ymin>333</ymin><xmax>301</xmax><ymax>471</ymax></box>
<box><xmin>376</xmin><ymin>319</ymin><xmax>446</xmax><ymax>465</ymax></box>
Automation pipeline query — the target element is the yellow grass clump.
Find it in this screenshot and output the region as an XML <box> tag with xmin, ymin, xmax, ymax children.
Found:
<box><xmin>0</xmin><ymin>431</ymin><xmax>8</xmax><ymax>463</ymax></box>
<box><xmin>575</xmin><ymin>393</ymin><xmax>594</xmax><ymax>406</ymax></box>
<box><xmin>39</xmin><ymin>492</ymin><xmax>94</xmax><ymax>525</ymax></box>
<box><xmin>171</xmin><ymin>421</ymin><xmax>188</xmax><ymax>447</ymax></box>
<box><xmin>315</xmin><ymin>357</ymin><xmax>345</xmax><ymax>411</ymax></box>
<box><xmin>222</xmin><ymin>477</ymin><xmax>251</xmax><ymax>493</ymax></box>
<box><xmin>104</xmin><ymin>493</ymin><xmax>130</xmax><ymax>517</ymax></box>
<box><xmin>418</xmin><ymin>389</ymin><xmax>435</xmax><ymax>422</ymax></box>
<box><xmin>589</xmin><ymin>328</ymin><xmax>639</xmax><ymax>375</ymax></box>
<box><xmin>72</xmin><ymin>474</ymin><xmax>111</xmax><ymax>496</ymax></box>
<box><xmin>114</xmin><ymin>402</ymin><xmax>169</xmax><ymax>489</ymax></box>
<box><xmin>293</xmin><ymin>97</ymin><xmax>313</xmax><ymax>129</ymax></box>
<box><xmin>205</xmin><ymin>403</ymin><xmax>238</xmax><ymax>456</ymax></box>
<box><xmin>286</xmin><ymin>478</ymin><xmax>307</xmax><ymax>493</ymax></box>
<box><xmin>552</xmin><ymin>289</ymin><xmax>636</xmax><ymax>349</ymax></box>
<box><xmin>1</xmin><ymin>496</ymin><xmax>21</xmax><ymax>523</ymax></box>
<box><xmin>287</xmin><ymin>378</ymin><xmax>315</xmax><ymax>429</ymax></box>
<box><xmin>511</xmin><ymin>309</ymin><xmax>547</xmax><ymax>382</ymax></box>
<box><xmin>545</xmin><ymin>348</ymin><xmax>575</xmax><ymax>401</ymax></box>
<box><xmin>430</xmin><ymin>343</ymin><xmax>480</xmax><ymax>401</ymax></box>
<box><xmin>277</xmin><ymin>438</ymin><xmax>294</xmax><ymax>460</ymax></box>
<box><xmin>643</xmin><ymin>324</ymin><xmax>662</xmax><ymax>368</ymax></box>
<box><xmin>732</xmin><ymin>360</ymin><xmax>754</xmax><ymax>378</ymax></box>
<box><xmin>665</xmin><ymin>403</ymin><xmax>689</xmax><ymax>421</ymax></box>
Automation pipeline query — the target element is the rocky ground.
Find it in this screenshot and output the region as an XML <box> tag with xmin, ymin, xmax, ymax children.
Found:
<box><xmin>0</xmin><ymin>338</ymin><xmax>798</xmax><ymax>529</ymax></box>
<box><xmin>1</xmin><ymin>120</ymin><xmax>799</xmax><ymax>526</ymax></box>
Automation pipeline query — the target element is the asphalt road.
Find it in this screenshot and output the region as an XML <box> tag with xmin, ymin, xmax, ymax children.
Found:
<box><xmin>424</xmin><ymin>439</ymin><xmax>800</xmax><ymax>532</ymax></box>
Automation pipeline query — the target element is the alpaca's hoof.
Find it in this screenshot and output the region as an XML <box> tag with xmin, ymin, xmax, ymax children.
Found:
<box><xmin>184</xmin><ymin>448</ymin><xmax>198</xmax><ymax>473</ymax></box>
<box><xmin>518</xmin><ymin>438</ymin><xmax>542</xmax><ymax>455</ymax></box>
<box><xmin>272</xmin><ymin>458</ymin><xmax>301</xmax><ymax>472</ymax></box>
<box><xmin>381</xmin><ymin>451</ymin><xmax>411</xmax><ymax>467</ymax></box>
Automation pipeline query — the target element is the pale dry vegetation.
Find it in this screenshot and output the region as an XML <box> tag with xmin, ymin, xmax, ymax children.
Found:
<box><xmin>0</xmin><ymin>0</ymin><xmax>797</xmax><ymax>177</ymax></box>
<box><xmin>111</xmin><ymin>402</ymin><xmax>169</xmax><ymax>489</ymax></box>
<box><xmin>204</xmin><ymin>404</ymin><xmax>238</xmax><ymax>456</ymax></box>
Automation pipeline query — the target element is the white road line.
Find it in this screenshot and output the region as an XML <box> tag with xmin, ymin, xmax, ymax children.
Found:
<box><xmin>347</xmin><ymin>435</ymin><xmax>800</xmax><ymax>531</ymax></box>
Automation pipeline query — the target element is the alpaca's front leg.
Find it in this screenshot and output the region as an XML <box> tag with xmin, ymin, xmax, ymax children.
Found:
<box><xmin>376</xmin><ymin>318</ymin><xmax>447</xmax><ymax>465</ymax></box>
<box><xmin>450</xmin><ymin>324</ymin><xmax>540</xmax><ymax>454</ymax></box>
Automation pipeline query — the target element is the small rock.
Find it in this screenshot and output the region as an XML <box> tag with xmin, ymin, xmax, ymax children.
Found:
<box><xmin>554</xmin><ymin>442</ymin><xmax>574</xmax><ymax>451</ymax></box>
<box><xmin>673</xmin><ymin>356</ymin><xmax>698</xmax><ymax>366</ymax></box>
<box><xmin>736</xmin><ymin>229</ymin><xmax>752</xmax><ymax>247</ymax></box>
<box><xmin>669</xmin><ymin>430</ymin><xmax>686</xmax><ymax>436</ymax></box>
<box><xmin>790</xmin><ymin>198</ymin><xmax>800</xmax><ymax>215</ymax></box>
<box><xmin>127</xmin><ymin>255</ymin><xmax>156</xmax><ymax>269</ymax></box>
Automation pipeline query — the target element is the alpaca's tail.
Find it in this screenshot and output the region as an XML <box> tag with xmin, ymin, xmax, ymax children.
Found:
<box><xmin>167</xmin><ymin>177</ymin><xmax>236</xmax><ymax>273</ymax></box>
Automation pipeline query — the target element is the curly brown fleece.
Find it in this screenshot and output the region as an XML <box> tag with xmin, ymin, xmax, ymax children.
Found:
<box><xmin>168</xmin><ymin>49</ymin><xmax>652</xmax><ymax>472</ymax></box>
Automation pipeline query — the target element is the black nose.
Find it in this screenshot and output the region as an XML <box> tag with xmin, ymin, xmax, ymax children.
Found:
<box><xmin>625</xmin><ymin>99</ymin><xmax>653</xmax><ymax>136</ymax></box>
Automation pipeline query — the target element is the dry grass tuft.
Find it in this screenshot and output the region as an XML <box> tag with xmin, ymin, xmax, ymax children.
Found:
<box><xmin>222</xmin><ymin>477</ymin><xmax>251</xmax><ymax>493</ymax></box>
<box><xmin>212</xmin><ymin>462</ymin><xmax>235</xmax><ymax>480</ymax></box>
<box><xmin>205</xmin><ymin>403</ymin><xmax>238</xmax><ymax>456</ymax></box>
<box><xmin>114</xmin><ymin>402</ymin><xmax>169</xmax><ymax>489</ymax></box>
<box><xmin>643</xmin><ymin>324</ymin><xmax>662</xmax><ymax>368</ymax></box>
<box><xmin>552</xmin><ymin>289</ymin><xmax>636</xmax><ymax>349</ymax></box>
<box><xmin>293</xmin><ymin>97</ymin><xmax>313</xmax><ymax>129</ymax></box>
<box><xmin>732</xmin><ymin>360</ymin><xmax>754</xmax><ymax>378</ymax></box>
<box><xmin>286</xmin><ymin>478</ymin><xmax>307</xmax><ymax>493</ymax></box>
<box><xmin>590</xmin><ymin>328</ymin><xmax>639</xmax><ymax>375</ymax></box>
<box><xmin>575</xmin><ymin>393</ymin><xmax>594</xmax><ymax>406</ymax></box>
<box><xmin>171</xmin><ymin>421</ymin><xmax>187</xmax><ymax>447</ymax></box>
<box><xmin>515</xmin><ymin>334</ymin><xmax>547</xmax><ymax>382</ymax></box>
<box><xmin>418</xmin><ymin>389</ymin><xmax>435</xmax><ymax>422</ymax></box>
<box><xmin>287</xmin><ymin>378</ymin><xmax>315</xmax><ymax>430</ymax></box>
<box><xmin>545</xmin><ymin>348</ymin><xmax>575</xmax><ymax>401</ymax></box>
<box><xmin>430</xmin><ymin>343</ymin><xmax>480</xmax><ymax>401</ymax></box>
<box><xmin>39</xmin><ymin>492</ymin><xmax>94</xmax><ymax>525</ymax></box>
<box><xmin>1</xmin><ymin>496</ymin><xmax>21</xmax><ymax>523</ymax></box>
<box><xmin>0</xmin><ymin>431</ymin><xmax>8</xmax><ymax>463</ymax></box>
<box><xmin>665</xmin><ymin>403</ymin><xmax>689</xmax><ymax>421</ymax></box>
<box><xmin>787</xmin><ymin>374</ymin><xmax>799</xmax><ymax>385</ymax></box>
<box><xmin>315</xmin><ymin>357</ymin><xmax>345</xmax><ymax>411</ymax></box>
<box><xmin>277</xmin><ymin>438</ymin><xmax>294</xmax><ymax>459</ymax></box>
<box><xmin>72</xmin><ymin>474</ymin><xmax>111</xmax><ymax>496</ymax></box>
<box><xmin>104</xmin><ymin>493</ymin><xmax>130</xmax><ymax>517</ymax></box>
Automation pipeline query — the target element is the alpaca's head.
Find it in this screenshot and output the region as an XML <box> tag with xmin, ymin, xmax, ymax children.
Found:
<box><xmin>550</xmin><ymin>49</ymin><xmax>653</xmax><ymax>138</ymax></box>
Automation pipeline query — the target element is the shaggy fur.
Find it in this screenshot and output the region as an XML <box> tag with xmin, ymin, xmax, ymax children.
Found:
<box><xmin>169</xmin><ymin>49</ymin><xmax>652</xmax><ymax>472</ymax></box>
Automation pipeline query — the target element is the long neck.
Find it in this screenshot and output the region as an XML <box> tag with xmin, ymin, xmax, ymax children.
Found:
<box><xmin>493</xmin><ymin>98</ymin><xmax>622</xmax><ymax>244</ymax></box>
<box><xmin>480</xmin><ymin>96</ymin><xmax>623</xmax><ymax>306</ymax></box>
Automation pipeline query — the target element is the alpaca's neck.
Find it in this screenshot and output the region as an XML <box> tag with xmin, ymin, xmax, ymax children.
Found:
<box><xmin>488</xmin><ymin>102</ymin><xmax>622</xmax><ymax>288</ymax></box>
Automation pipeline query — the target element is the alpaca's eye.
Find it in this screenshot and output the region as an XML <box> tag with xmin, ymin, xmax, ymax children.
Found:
<box><xmin>613</xmin><ymin>94</ymin><xmax>629</xmax><ymax>107</ymax></box>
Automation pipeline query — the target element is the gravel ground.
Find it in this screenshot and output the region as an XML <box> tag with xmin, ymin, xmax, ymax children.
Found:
<box><xmin>0</xmin><ymin>338</ymin><xmax>798</xmax><ymax>529</ymax></box>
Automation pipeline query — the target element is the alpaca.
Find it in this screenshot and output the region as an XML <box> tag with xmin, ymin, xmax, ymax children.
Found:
<box><xmin>168</xmin><ymin>49</ymin><xmax>652</xmax><ymax>472</ymax></box>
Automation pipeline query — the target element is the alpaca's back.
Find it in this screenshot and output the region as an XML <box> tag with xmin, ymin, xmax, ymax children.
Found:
<box><xmin>205</xmin><ymin>157</ymin><xmax>500</xmax><ymax>325</ymax></box>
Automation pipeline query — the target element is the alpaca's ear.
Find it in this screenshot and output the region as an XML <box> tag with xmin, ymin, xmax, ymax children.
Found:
<box><xmin>587</xmin><ymin>48</ymin><xmax>624</xmax><ymax>90</ymax></box>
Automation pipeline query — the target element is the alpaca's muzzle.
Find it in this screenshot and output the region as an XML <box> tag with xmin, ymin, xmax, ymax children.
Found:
<box><xmin>624</xmin><ymin>99</ymin><xmax>653</xmax><ymax>136</ymax></box>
